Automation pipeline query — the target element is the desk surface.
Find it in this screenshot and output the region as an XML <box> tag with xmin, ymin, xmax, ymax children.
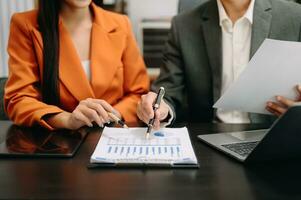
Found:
<box><xmin>0</xmin><ymin>121</ymin><xmax>300</xmax><ymax>200</ymax></box>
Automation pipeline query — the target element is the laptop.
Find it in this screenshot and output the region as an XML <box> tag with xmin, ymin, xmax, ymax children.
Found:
<box><xmin>198</xmin><ymin>105</ymin><xmax>301</xmax><ymax>163</ymax></box>
<box><xmin>0</xmin><ymin>122</ymin><xmax>88</xmax><ymax>158</ymax></box>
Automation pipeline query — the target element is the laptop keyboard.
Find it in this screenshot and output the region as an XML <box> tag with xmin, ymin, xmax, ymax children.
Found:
<box><xmin>222</xmin><ymin>141</ymin><xmax>259</xmax><ymax>157</ymax></box>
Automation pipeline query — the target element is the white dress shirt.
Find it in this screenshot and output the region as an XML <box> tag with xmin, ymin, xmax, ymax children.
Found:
<box><xmin>164</xmin><ymin>0</ymin><xmax>255</xmax><ymax>125</ymax></box>
<box><xmin>216</xmin><ymin>0</ymin><xmax>255</xmax><ymax>123</ymax></box>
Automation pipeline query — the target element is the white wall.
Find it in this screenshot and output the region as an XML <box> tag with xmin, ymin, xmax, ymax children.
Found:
<box><xmin>0</xmin><ymin>0</ymin><xmax>34</xmax><ymax>76</ymax></box>
<box><xmin>127</xmin><ymin>0</ymin><xmax>179</xmax><ymax>37</ymax></box>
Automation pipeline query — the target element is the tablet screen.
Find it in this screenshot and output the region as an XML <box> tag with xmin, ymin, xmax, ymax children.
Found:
<box><xmin>0</xmin><ymin>122</ymin><xmax>88</xmax><ymax>157</ymax></box>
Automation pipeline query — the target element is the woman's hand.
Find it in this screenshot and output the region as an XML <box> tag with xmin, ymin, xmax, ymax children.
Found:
<box><xmin>47</xmin><ymin>98</ymin><xmax>120</xmax><ymax>130</ymax></box>
<box><xmin>266</xmin><ymin>85</ymin><xmax>301</xmax><ymax>116</ymax></box>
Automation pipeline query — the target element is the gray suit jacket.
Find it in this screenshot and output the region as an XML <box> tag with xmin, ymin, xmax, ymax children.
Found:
<box><xmin>152</xmin><ymin>0</ymin><xmax>301</xmax><ymax>124</ymax></box>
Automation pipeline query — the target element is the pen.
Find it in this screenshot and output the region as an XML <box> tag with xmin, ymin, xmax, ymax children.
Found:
<box><xmin>146</xmin><ymin>87</ymin><xmax>165</xmax><ymax>139</ymax></box>
<box><xmin>108</xmin><ymin>112</ymin><xmax>129</xmax><ymax>129</ymax></box>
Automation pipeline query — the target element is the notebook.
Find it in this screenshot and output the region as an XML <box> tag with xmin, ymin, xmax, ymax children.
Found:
<box><xmin>89</xmin><ymin>127</ymin><xmax>199</xmax><ymax>168</ymax></box>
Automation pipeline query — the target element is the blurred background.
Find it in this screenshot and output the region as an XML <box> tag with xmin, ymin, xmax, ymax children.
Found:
<box><xmin>0</xmin><ymin>0</ymin><xmax>300</xmax><ymax>80</ymax></box>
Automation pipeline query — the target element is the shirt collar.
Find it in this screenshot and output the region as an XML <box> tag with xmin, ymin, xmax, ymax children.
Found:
<box><xmin>217</xmin><ymin>0</ymin><xmax>255</xmax><ymax>26</ymax></box>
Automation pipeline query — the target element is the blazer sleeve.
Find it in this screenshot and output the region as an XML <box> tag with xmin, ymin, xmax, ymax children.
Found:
<box><xmin>4</xmin><ymin>14</ymin><xmax>64</xmax><ymax>130</ymax></box>
<box><xmin>113</xmin><ymin>16</ymin><xmax>150</xmax><ymax>123</ymax></box>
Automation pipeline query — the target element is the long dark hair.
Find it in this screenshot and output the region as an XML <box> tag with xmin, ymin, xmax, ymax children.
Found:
<box><xmin>37</xmin><ymin>0</ymin><xmax>103</xmax><ymax>106</ymax></box>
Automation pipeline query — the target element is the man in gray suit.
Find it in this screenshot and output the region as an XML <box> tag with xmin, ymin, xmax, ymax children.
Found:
<box><xmin>137</xmin><ymin>0</ymin><xmax>301</xmax><ymax>128</ymax></box>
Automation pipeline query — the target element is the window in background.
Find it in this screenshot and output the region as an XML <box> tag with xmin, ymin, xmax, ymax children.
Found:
<box><xmin>0</xmin><ymin>0</ymin><xmax>34</xmax><ymax>77</ymax></box>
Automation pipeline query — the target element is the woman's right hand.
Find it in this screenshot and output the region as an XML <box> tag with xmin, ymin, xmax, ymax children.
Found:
<box><xmin>47</xmin><ymin>98</ymin><xmax>119</xmax><ymax>130</ymax></box>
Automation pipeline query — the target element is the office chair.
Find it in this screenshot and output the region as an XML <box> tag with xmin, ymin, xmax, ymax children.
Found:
<box><xmin>178</xmin><ymin>0</ymin><xmax>208</xmax><ymax>13</ymax></box>
<box><xmin>0</xmin><ymin>77</ymin><xmax>8</xmax><ymax>120</ymax></box>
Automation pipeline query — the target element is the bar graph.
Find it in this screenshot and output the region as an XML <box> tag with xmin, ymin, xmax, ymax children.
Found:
<box><xmin>105</xmin><ymin>137</ymin><xmax>182</xmax><ymax>158</ymax></box>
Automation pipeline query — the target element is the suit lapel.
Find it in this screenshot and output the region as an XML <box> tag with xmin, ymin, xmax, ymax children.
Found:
<box><xmin>89</xmin><ymin>4</ymin><xmax>123</xmax><ymax>98</ymax></box>
<box><xmin>89</xmin><ymin>24</ymin><xmax>122</xmax><ymax>98</ymax></box>
<box><xmin>250</xmin><ymin>0</ymin><xmax>272</xmax><ymax>57</ymax></box>
<box><xmin>31</xmin><ymin>4</ymin><xmax>123</xmax><ymax>102</ymax></box>
<box><xmin>202</xmin><ymin>0</ymin><xmax>222</xmax><ymax>103</ymax></box>
<box><xmin>59</xmin><ymin>21</ymin><xmax>95</xmax><ymax>101</ymax></box>
<box><xmin>31</xmin><ymin>22</ymin><xmax>95</xmax><ymax>101</ymax></box>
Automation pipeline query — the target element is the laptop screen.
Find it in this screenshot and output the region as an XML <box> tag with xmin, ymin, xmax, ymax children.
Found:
<box><xmin>0</xmin><ymin>122</ymin><xmax>88</xmax><ymax>157</ymax></box>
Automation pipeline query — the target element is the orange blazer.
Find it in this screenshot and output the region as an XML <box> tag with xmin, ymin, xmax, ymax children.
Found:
<box><xmin>5</xmin><ymin>4</ymin><xmax>150</xmax><ymax>130</ymax></box>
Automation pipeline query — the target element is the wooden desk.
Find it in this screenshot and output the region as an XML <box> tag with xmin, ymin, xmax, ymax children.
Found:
<box><xmin>0</xmin><ymin>121</ymin><xmax>300</xmax><ymax>200</ymax></box>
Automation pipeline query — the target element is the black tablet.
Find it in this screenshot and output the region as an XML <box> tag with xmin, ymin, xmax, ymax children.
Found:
<box><xmin>0</xmin><ymin>121</ymin><xmax>88</xmax><ymax>157</ymax></box>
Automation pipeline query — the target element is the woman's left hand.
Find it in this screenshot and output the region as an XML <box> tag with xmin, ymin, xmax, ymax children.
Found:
<box><xmin>266</xmin><ymin>85</ymin><xmax>301</xmax><ymax>116</ymax></box>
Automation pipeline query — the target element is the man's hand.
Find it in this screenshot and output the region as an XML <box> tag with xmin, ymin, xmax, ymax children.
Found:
<box><xmin>137</xmin><ymin>92</ymin><xmax>170</xmax><ymax>130</ymax></box>
<box><xmin>266</xmin><ymin>85</ymin><xmax>301</xmax><ymax>116</ymax></box>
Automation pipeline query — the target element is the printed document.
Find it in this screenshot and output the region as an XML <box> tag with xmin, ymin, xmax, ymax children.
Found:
<box><xmin>214</xmin><ymin>39</ymin><xmax>301</xmax><ymax>114</ymax></box>
<box><xmin>90</xmin><ymin>127</ymin><xmax>198</xmax><ymax>166</ymax></box>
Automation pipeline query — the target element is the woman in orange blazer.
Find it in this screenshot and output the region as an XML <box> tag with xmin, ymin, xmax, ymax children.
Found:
<box><xmin>5</xmin><ymin>0</ymin><xmax>149</xmax><ymax>130</ymax></box>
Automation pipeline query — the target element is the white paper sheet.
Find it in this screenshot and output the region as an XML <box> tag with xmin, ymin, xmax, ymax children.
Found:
<box><xmin>214</xmin><ymin>39</ymin><xmax>301</xmax><ymax>114</ymax></box>
<box><xmin>90</xmin><ymin>127</ymin><xmax>198</xmax><ymax>165</ymax></box>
